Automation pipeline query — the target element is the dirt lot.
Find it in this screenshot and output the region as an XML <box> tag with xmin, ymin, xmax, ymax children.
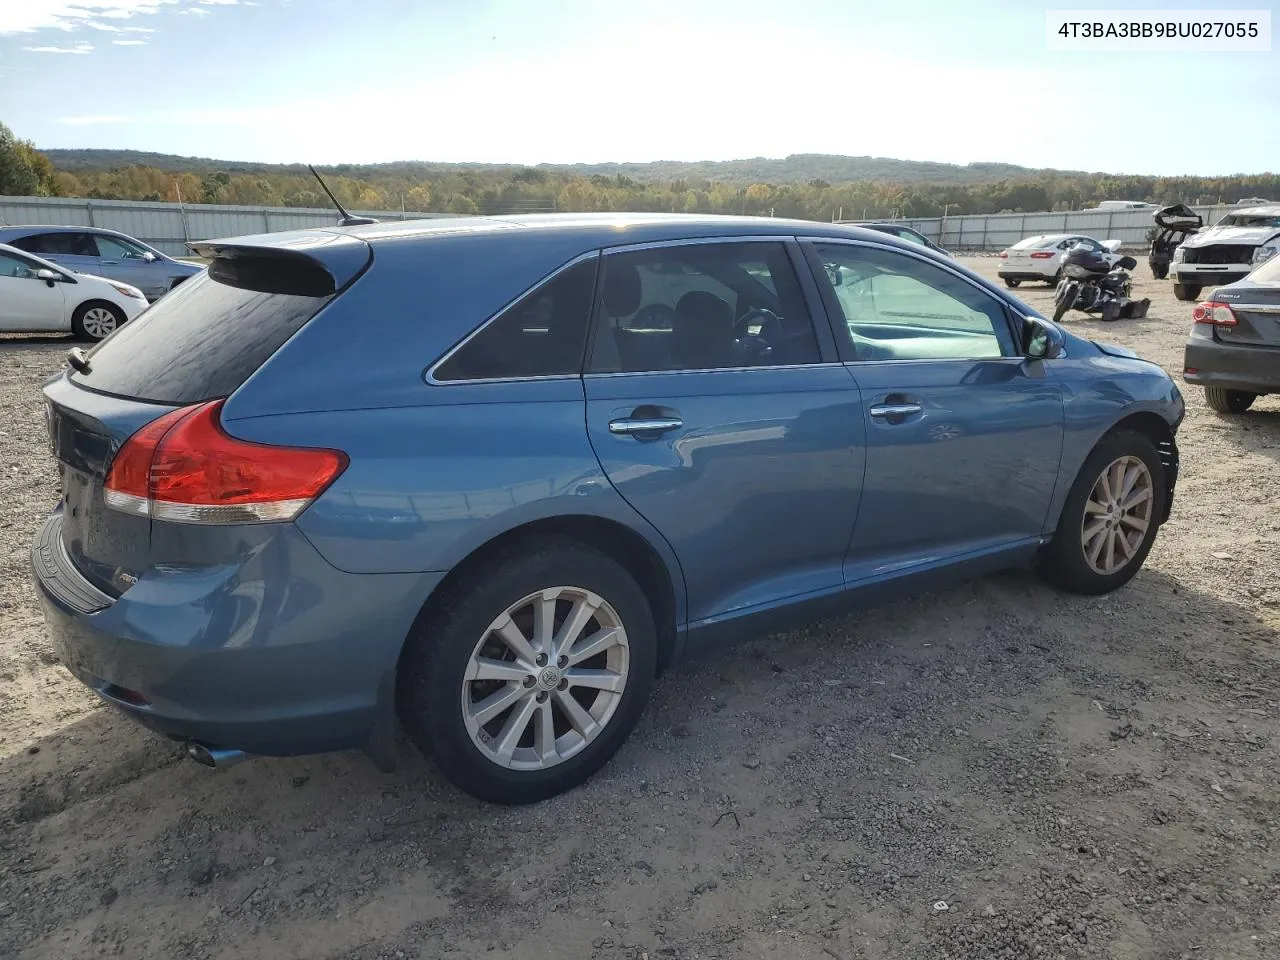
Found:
<box><xmin>1</xmin><ymin>258</ymin><xmax>1278</xmax><ymax>960</ymax></box>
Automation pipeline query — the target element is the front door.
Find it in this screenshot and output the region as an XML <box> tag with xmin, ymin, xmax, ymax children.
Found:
<box><xmin>583</xmin><ymin>239</ymin><xmax>865</xmax><ymax>626</ymax></box>
<box><xmin>93</xmin><ymin>234</ymin><xmax>164</xmax><ymax>299</ymax></box>
<box><xmin>0</xmin><ymin>250</ymin><xmax>66</xmax><ymax>330</ymax></box>
<box><xmin>804</xmin><ymin>240</ymin><xmax>1064</xmax><ymax>584</ymax></box>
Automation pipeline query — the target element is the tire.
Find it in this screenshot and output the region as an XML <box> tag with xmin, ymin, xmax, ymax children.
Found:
<box><xmin>1038</xmin><ymin>430</ymin><xmax>1166</xmax><ymax>595</ymax></box>
<box><xmin>71</xmin><ymin>301</ymin><xmax>125</xmax><ymax>342</ymax></box>
<box><xmin>1046</xmin><ymin>271</ymin><xmax>1061</xmax><ymax>286</ymax></box>
<box><xmin>1173</xmin><ymin>283</ymin><xmax>1202</xmax><ymax>302</ymax></box>
<box><xmin>1052</xmin><ymin>282</ymin><xmax>1078</xmax><ymax>324</ymax></box>
<box><xmin>1004</xmin><ymin>278</ymin><xmax>1021</xmax><ymax>288</ymax></box>
<box><xmin>1151</xmin><ymin>264</ymin><xmax>1168</xmax><ymax>280</ymax></box>
<box><xmin>398</xmin><ymin>538</ymin><xmax>657</xmax><ymax>804</ymax></box>
<box><xmin>1204</xmin><ymin>386</ymin><xmax>1256</xmax><ymax>414</ymax></box>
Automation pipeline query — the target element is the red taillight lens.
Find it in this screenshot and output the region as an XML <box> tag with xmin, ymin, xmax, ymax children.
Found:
<box><xmin>105</xmin><ymin>400</ymin><xmax>348</xmax><ymax>524</ymax></box>
<box><xmin>1191</xmin><ymin>301</ymin><xmax>1238</xmax><ymax>327</ymax></box>
<box><xmin>999</xmin><ymin>252</ymin><xmax>1008</xmax><ymax>258</ymax></box>
<box><xmin>1029</xmin><ymin>251</ymin><xmax>1055</xmax><ymax>259</ymax></box>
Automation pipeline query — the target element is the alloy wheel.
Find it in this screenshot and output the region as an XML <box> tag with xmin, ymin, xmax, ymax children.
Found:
<box><xmin>461</xmin><ymin>586</ymin><xmax>630</xmax><ymax>771</ymax></box>
<box><xmin>1080</xmin><ymin>455</ymin><xmax>1154</xmax><ymax>576</ymax></box>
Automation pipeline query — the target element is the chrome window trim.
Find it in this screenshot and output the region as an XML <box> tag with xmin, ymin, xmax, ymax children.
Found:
<box><xmin>799</xmin><ymin>235</ymin><xmax>1026</xmax><ymax>361</ymax></box>
<box><xmin>1230</xmin><ymin>303</ymin><xmax>1280</xmax><ymax>313</ymax></box>
<box><xmin>584</xmin><ymin>362</ymin><xmax>837</xmax><ymax>381</ymax></box>
<box><xmin>424</xmin><ymin>250</ymin><xmax>601</xmax><ymax>386</ymax></box>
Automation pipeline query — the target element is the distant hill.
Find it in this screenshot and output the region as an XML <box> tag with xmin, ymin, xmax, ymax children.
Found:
<box><xmin>41</xmin><ymin>149</ymin><xmax>1093</xmax><ymax>186</ymax></box>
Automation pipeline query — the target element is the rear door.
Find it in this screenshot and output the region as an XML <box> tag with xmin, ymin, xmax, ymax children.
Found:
<box><xmin>803</xmin><ymin>239</ymin><xmax>1064</xmax><ymax>583</ymax></box>
<box><xmin>0</xmin><ymin>249</ymin><xmax>66</xmax><ymax>329</ymax></box>
<box><xmin>43</xmin><ymin>263</ymin><xmax>343</xmax><ymax>596</ymax></box>
<box><xmin>583</xmin><ymin>238</ymin><xmax>864</xmax><ymax>626</ymax></box>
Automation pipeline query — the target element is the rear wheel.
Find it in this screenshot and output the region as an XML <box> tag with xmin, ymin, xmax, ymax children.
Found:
<box><xmin>398</xmin><ymin>539</ymin><xmax>657</xmax><ymax>804</ymax></box>
<box><xmin>1173</xmin><ymin>283</ymin><xmax>1202</xmax><ymax>302</ymax></box>
<box><xmin>71</xmin><ymin>301</ymin><xmax>124</xmax><ymax>342</ymax></box>
<box><xmin>1046</xmin><ymin>271</ymin><xmax>1062</xmax><ymax>286</ymax></box>
<box><xmin>1038</xmin><ymin>430</ymin><xmax>1165</xmax><ymax>595</ymax></box>
<box><xmin>1004</xmin><ymin>278</ymin><xmax>1021</xmax><ymax>288</ymax></box>
<box><xmin>1151</xmin><ymin>263</ymin><xmax>1168</xmax><ymax>280</ymax></box>
<box><xmin>1204</xmin><ymin>386</ymin><xmax>1256</xmax><ymax>414</ymax></box>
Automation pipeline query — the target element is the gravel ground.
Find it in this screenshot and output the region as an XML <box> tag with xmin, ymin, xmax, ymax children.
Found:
<box><xmin>1</xmin><ymin>258</ymin><xmax>1278</xmax><ymax>960</ymax></box>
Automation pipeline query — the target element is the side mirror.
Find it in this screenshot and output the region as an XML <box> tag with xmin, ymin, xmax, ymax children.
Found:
<box><xmin>142</xmin><ymin>251</ymin><xmax>158</xmax><ymax>263</ymax></box>
<box><xmin>35</xmin><ymin>268</ymin><xmax>59</xmax><ymax>287</ymax></box>
<box><xmin>1023</xmin><ymin>316</ymin><xmax>1065</xmax><ymax>360</ymax></box>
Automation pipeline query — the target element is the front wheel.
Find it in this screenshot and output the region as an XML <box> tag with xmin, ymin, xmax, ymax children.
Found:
<box><xmin>1037</xmin><ymin>431</ymin><xmax>1165</xmax><ymax>595</ymax></box>
<box><xmin>398</xmin><ymin>539</ymin><xmax>657</xmax><ymax>804</ymax></box>
<box><xmin>1173</xmin><ymin>283</ymin><xmax>1202</xmax><ymax>302</ymax></box>
<box><xmin>71</xmin><ymin>301</ymin><xmax>125</xmax><ymax>341</ymax></box>
<box><xmin>1204</xmin><ymin>386</ymin><xmax>1256</xmax><ymax>414</ymax></box>
<box><xmin>1052</xmin><ymin>282</ymin><xmax>1078</xmax><ymax>323</ymax></box>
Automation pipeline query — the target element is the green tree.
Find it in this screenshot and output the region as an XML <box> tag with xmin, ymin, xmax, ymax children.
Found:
<box><xmin>0</xmin><ymin>122</ymin><xmax>59</xmax><ymax>196</ymax></box>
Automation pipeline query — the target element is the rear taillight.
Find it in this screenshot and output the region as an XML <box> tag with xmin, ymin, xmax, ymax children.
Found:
<box><xmin>1191</xmin><ymin>301</ymin><xmax>1238</xmax><ymax>327</ymax></box>
<box><xmin>999</xmin><ymin>252</ymin><xmax>1008</xmax><ymax>258</ymax></box>
<box><xmin>104</xmin><ymin>400</ymin><xmax>347</xmax><ymax>524</ymax></box>
<box><xmin>1029</xmin><ymin>251</ymin><xmax>1055</xmax><ymax>259</ymax></box>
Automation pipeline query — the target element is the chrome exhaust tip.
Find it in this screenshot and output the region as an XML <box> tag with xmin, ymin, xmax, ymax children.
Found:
<box><xmin>186</xmin><ymin>742</ymin><xmax>249</xmax><ymax>768</ymax></box>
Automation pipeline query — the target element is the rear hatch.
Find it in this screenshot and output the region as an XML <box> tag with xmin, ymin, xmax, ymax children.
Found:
<box><xmin>43</xmin><ymin>235</ymin><xmax>370</xmax><ymax>596</ymax></box>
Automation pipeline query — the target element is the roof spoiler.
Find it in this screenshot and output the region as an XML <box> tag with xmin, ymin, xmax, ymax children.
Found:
<box><xmin>188</xmin><ymin>230</ymin><xmax>373</xmax><ymax>294</ymax></box>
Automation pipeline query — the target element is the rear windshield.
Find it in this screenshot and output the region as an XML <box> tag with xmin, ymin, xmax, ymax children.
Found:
<box><xmin>71</xmin><ymin>268</ymin><xmax>333</xmax><ymax>404</ymax></box>
<box><xmin>1251</xmin><ymin>256</ymin><xmax>1280</xmax><ymax>284</ymax></box>
<box><xmin>1012</xmin><ymin>236</ymin><xmax>1048</xmax><ymax>249</ymax></box>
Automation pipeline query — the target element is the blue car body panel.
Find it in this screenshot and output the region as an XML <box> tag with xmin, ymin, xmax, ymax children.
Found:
<box><xmin>28</xmin><ymin>213</ymin><xmax>1184</xmax><ymax>762</ymax></box>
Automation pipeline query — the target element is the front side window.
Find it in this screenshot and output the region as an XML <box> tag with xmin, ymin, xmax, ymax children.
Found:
<box><xmin>589</xmin><ymin>241</ymin><xmax>820</xmax><ymax>373</ymax></box>
<box><xmin>0</xmin><ymin>250</ymin><xmax>39</xmax><ymax>279</ymax></box>
<box><xmin>432</xmin><ymin>257</ymin><xmax>598</xmax><ymax>382</ymax></box>
<box><xmin>813</xmin><ymin>243</ymin><xmax>1015</xmax><ymax>362</ymax></box>
<box><xmin>96</xmin><ymin>235</ymin><xmax>152</xmax><ymax>260</ymax></box>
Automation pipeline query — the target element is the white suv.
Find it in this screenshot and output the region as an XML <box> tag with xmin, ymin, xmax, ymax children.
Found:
<box><xmin>1170</xmin><ymin>206</ymin><xmax>1280</xmax><ymax>301</ymax></box>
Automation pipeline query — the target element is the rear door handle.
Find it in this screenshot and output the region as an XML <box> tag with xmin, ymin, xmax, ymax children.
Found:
<box><xmin>869</xmin><ymin>403</ymin><xmax>922</xmax><ymax>419</ymax></box>
<box><xmin>608</xmin><ymin>416</ymin><xmax>683</xmax><ymax>435</ymax></box>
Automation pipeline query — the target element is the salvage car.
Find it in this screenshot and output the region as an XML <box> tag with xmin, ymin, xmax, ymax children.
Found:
<box><xmin>0</xmin><ymin>242</ymin><xmax>147</xmax><ymax>339</ymax></box>
<box><xmin>0</xmin><ymin>225</ymin><xmax>202</xmax><ymax>302</ymax></box>
<box><xmin>998</xmin><ymin>234</ymin><xmax>1122</xmax><ymax>287</ymax></box>
<box><xmin>30</xmin><ymin>214</ymin><xmax>1183</xmax><ymax>804</ymax></box>
<box><xmin>1170</xmin><ymin>205</ymin><xmax>1280</xmax><ymax>301</ymax></box>
<box><xmin>1183</xmin><ymin>252</ymin><xmax>1280</xmax><ymax>413</ymax></box>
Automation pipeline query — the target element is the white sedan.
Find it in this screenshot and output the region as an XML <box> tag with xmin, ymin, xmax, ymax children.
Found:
<box><xmin>0</xmin><ymin>242</ymin><xmax>147</xmax><ymax>341</ymax></box>
<box><xmin>998</xmin><ymin>234</ymin><xmax>1123</xmax><ymax>287</ymax></box>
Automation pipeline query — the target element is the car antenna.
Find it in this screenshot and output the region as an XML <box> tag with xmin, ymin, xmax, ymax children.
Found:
<box><xmin>308</xmin><ymin>164</ymin><xmax>379</xmax><ymax>226</ymax></box>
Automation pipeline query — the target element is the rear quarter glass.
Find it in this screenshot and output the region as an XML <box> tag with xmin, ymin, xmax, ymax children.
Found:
<box><xmin>71</xmin><ymin>266</ymin><xmax>335</xmax><ymax>405</ymax></box>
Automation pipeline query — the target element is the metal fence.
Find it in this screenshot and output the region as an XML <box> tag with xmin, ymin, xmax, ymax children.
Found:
<box><xmin>0</xmin><ymin>195</ymin><xmax>452</xmax><ymax>258</ymax></box>
<box><xmin>843</xmin><ymin>204</ymin><xmax>1243</xmax><ymax>253</ymax></box>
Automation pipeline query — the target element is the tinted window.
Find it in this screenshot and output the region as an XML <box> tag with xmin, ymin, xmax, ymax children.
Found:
<box><xmin>71</xmin><ymin>270</ymin><xmax>331</xmax><ymax>404</ymax></box>
<box><xmin>13</xmin><ymin>232</ymin><xmax>97</xmax><ymax>257</ymax></box>
<box><xmin>814</xmin><ymin>243</ymin><xmax>1014</xmax><ymax>361</ymax></box>
<box><xmin>432</xmin><ymin>257</ymin><xmax>597</xmax><ymax>382</ymax></box>
<box><xmin>589</xmin><ymin>241</ymin><xmax>820</xmax><ymax>373</ymax></box>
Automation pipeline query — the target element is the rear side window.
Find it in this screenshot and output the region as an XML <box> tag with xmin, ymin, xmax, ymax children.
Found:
<box><xmin>432</xmin><ymin>257</ymin><xmax>598</xmax><ymax>382</ymax></box>
<box><xmin>13</xmin><ymin>232</ymin><xmax>97</xmax><ymax>257</ymax></box>
<box><xmin>71</xmin><ymin>268</ymin><xmax>332</xmax><ymax>404</ymax></box>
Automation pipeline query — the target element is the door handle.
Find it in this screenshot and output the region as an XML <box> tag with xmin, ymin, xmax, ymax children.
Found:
<box><xmin>608</xmin><ymin>416</ymin><xmax>683</xmax><ymax>435</ymax></box>
<box><xmin>869</xmin><ymin>402</ymin><xmax>923</xmax><ymax>419</ymax></box>
<box><xmin>99</xmin><ymin>260</ymin><xmax>119</xmax><ymax>265</ymax></box>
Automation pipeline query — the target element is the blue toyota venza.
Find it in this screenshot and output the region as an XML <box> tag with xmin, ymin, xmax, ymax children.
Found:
<box><xmin>30</xmin><ymin>214</ymin><xmax>1183</xmax><ymax>803</ymax></box>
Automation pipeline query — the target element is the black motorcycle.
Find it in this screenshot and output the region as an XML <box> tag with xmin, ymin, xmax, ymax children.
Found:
<box><xmin>1052</xmin><ymin>244</ymin><xmax>1151</xmax><ymax>323</ymax></box>
<box><xmin>1148</xmin><ymin>203</ymin><xmax>1202</xmax><ymax>280</ymax></box>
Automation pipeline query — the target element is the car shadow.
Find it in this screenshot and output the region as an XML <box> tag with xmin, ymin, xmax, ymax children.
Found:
<box><xmin>2</xmin><ymin>560</ymin><xmax>1277</xmax><ymax>958</ymax></box>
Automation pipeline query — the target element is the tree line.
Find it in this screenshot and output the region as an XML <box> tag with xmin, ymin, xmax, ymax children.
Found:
<box><xmin>4</xmin><ymin>123</ymin><xmax>1277</xmax><ymax>221</ymax></box>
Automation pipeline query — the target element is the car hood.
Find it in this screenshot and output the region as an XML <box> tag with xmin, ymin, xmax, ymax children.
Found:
<box><xmin>1091</xmin><ymin>340</ymin><xmax>1141</xmax><ymax>360</ymax></box>
<box><xmin>1182</xmin><ymin>224</ymin><xmax>1280</xmax><ymax>247</ymax></box>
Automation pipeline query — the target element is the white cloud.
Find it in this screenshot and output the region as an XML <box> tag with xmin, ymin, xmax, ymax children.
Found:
<box><xmin>22</xmin><ymin>41</ymin><xmax>95</xmax><ymax>53</ymax></box>
<box><xmin>112</xmin><ymin>38</ymin><xmax>147</xmax><ymax>44</ymax></box>
<box><xmin>0</xmin><ymin>2</ymin><xmax>177</xmax><ymax>36</ymax></box>
<box><xmin>55</xmin><ymin>114</ymin><xmax>136</xmax><ymax>124</ymax></box>
<box><xmin>178</xmin><ymin>7</ymin><xmax>210</xmax><ymax>13</ymax></box>
<box><xmin>199</xmin><ymin>0</ymin><xmax>238</xmax><ymax>4</ymax></box>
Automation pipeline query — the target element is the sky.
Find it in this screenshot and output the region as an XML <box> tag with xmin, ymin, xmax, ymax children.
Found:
<box><xmin>0</xmin><ymin>0</ymin><xmax>1277</xmax><ymax>175</ymax></box>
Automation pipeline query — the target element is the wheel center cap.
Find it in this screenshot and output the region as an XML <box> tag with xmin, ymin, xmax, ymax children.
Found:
<box><xmin>538</xmin><ymin>667</ymin><xmax>561</xmax><ymax>689</ymax></box>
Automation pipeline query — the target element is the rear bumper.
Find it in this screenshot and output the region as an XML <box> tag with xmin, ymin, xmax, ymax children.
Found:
<box><xmin>1183</xmin><ymin>338</ymin><xmax>1280</xmax><ymax>395</ymax></box>
<box><xmin>998</xmin><ymin>268</ymin><xmax>1057</xmax><ymax>281</ymax></box>
<box><xmin>29</xmin><ymin>511</ymin><xmax>441</xmax><ymax>758</ymax></box>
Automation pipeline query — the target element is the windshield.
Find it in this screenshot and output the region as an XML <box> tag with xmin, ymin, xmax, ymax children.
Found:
<box><xmin>1219</xmin><ymin>214</ymin><xmax>1280</xmax><ymax>228</ymax></box>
